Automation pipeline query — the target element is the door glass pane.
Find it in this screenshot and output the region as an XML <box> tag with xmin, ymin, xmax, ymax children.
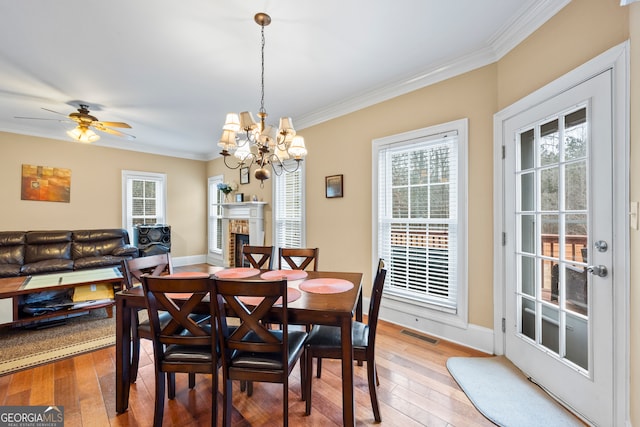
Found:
<box><xmin>520</xmin><ymin>129</ymin><xmax>535</xmax><ymax>170</ymax></box>
<box><xmin>564</xmin><ymin>108</ymin><xmax>587</xmax><ymax>161</ymax></box>
<box><xmin>521</xmin><ymin>256</ymin><xmax>535</xmax><ymax>297</ymax></box>
<box><xmin>565</xmin><ymin>263</ymin><xmax>588</xmax><ymax>316</ymax></box>
<box><xmin>566</xmin><ymin>312</ymin><xmax>588</xmax><ymax>369</ymax></box>
<box><xmin>541</xmin><ymin>305</ymin><xmax>559</xmax><ymax>354</ymax></box>
<box><xmin>542</xmin><ymin>259</ymin><xmax>557</xmax><ymax>305</ymax></box>
<box><xmin>521</xmin><ymin>172</ymin><xmax>535</xmax><ymax>211</ymax></box>
<box><xmin>521</xmin><ymin>298</ymin><xmax>535</xmax><ymax>341</ymax></box>
<box><xmin>541</xmin><ymin>214</ymin><xmax>559</xmax><ymax>258</ymax></box>
<box><xmin>565</xmin><ymin>214</ymin><xmax>587</xmax><ymax>263</ymax></box>
<box><xmin>540</xmin><ymin>119</ymin><xmax>559</xmax><ymax>166</ymax></box>
<box><xmin>521</xmin><ymin>215</ymin><xmax>535</xmax><ymax>254</ymax></box>
<box><xmin>540</xmin><ymin>167</ymin><xmax>558</xmax><ymax>211</ymax></box>
<box><xmin>565</xmin><ymin>161</ymin><xmax>587</xmax><ymax>210</ymax></box>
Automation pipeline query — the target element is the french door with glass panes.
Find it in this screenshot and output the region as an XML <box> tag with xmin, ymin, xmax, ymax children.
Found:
<box><xmin>503</xmin><ymin>70</ymin><xmax>613</xmax><ymax>425</ymax></box>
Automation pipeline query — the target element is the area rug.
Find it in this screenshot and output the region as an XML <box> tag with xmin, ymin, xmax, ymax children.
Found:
<box><xmin>0</xmin><ymin>309</ymin><xmax>115</xmax><ymax>376</ymax></box>
<box><xmin>446</xmin><ymin>356</ymin><xmax>583</xmax><ymax>427</ymax></box>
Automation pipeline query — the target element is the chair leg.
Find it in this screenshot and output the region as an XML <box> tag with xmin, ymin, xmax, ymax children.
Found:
<box><xmin>367</xmin><ymin>360</ymin><xmax>382</xmax><ymax>422</ymax></box>
<box><xmin>316</xmin><ymin>357</ymin><xmax>322</xmax><ymax>378</ymax></box>
<box><xmin>283</xmin><ymin>378</ymin><xmax>289</xmax><ymax>427</ymax></box>
<box><xmin>188</xmin><ymin>373</ymin><xmax>196</xmax><ymax>389</ymax></box>
<box><xmin>305</xmin><ymin>349</ymin><xmax>313</xmax><ymax>415</ymax></box>
<box><xmin>130</xmin><ymin>317</ymin><xmax>140</xmax><ymax>384</ymax></box>
<box><xmin>153</xmin><ymin>369</ymin><xmax>166</xmax><ymax>427</ymax></box>
<box><xmin>222</xmin><ymin>378</ymin><xmax>233</xmax><ymax>427</ymax></box>
<box><xmin>211</xmin><ymin>368</ymin><xmax>218</xmax><ymax>426</ymax></box>
<box><xmin>167</xmin><ymin>372</ymin><xmax>176</xmax><ymax>399</ymax></box>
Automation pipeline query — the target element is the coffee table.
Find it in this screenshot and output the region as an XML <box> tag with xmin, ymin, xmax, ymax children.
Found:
<box><xmin>0</xmin><ymin>267</ymin><xmax>123</xmax><ymax>327</ymax></box>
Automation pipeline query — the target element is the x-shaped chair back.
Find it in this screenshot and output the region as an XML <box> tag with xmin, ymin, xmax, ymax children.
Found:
<box><xmin>122</xmin><ymin>253</ymin><xmax>174</xmax><ymax>289</ymax></box>
<box><xmin>140</xmin><ymin>275</ymin><xmax>214</xmax><ymax>350</ymax></box>
<box><xmin>242</xmin><ymin>245</ymin><xmax>274</xmax><ymax>270</ymax></box>
<box><xmin>213</xmin><ymin>278</ymin><xmax>288</xmax><ymax>360</ymax></box>
<box><xmin>278</xmin><ymin>247</ymin><xmax>319</xmax><ymax>271</ymax></box>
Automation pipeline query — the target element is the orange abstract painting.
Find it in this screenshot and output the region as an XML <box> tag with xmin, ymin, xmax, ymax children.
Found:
<box><xmin>21</xmin><ymin>164</ymin><xmax>71</xmax><ymax>203</ymax></box>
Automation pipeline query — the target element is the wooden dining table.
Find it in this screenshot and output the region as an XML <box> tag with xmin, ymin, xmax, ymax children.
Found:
<box><xmin>114</xmin><ymin>269</ymin><xmax>363</xmax><ymax>426</ymax></box>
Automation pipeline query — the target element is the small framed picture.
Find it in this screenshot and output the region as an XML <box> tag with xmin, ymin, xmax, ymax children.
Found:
<box><xmin>325</xmin><ymin>174</ymin><xmax>343</xmax><ymax>198</ymax></box>
<box><xmin>240</xmin><ymin>167</ymin><xmax>250</xmax><ymax>185</ymax></box>
<box><xmin>235</xmin><ymin>193</ymin><xmax>244</xmax><ymax>202</ymax></box>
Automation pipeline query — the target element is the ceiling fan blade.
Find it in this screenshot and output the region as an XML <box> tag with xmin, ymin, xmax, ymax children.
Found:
<box><xmin>14</xmin><ymin>116</ymin><xmax>69</xmax><ymax>122</ymax></box>
<box><xmin>96</xmin><ymin>121</ymin><xmax>131</xmax><ymax>129</ymax></box>
<box><xmin>41</xmin><ymin>107</ymin><xmax>69</xmax><ymax>116</ymax></box>
<box><xmin>93</xmin><ymin>124</ymin><xmax>136</xmax><ymax>140</ymax></box>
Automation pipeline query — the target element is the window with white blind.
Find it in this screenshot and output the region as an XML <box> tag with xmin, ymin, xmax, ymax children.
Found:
<box><xmin>373</xmin><ymin>119</ymin><xmax>467</xmax><ymax>321</ymax></box>
<box><xmin>273</xmin><ymin>161</ymin><xmax>305</xmax><ymax>254</ymax></box>
<box><xmin>208</xmin><ymin>175</ymin><xmax>224</xmax><ymax>255</ymax></box>
<box><xmin>122</xmin><ymin>170</ymin><xmax>167</xmax><ymax>239</ymax></box>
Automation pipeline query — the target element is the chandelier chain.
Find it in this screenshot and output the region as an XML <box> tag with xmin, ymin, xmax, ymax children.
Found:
<box><xmin>259</xmin><ymin>24</ymin><xmax>266</xmax><ymax>116</ymax></box>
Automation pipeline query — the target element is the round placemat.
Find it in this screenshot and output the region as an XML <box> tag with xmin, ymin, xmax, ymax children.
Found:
<box><xmin>299</xmin><ymin>278</ymin><xmax>354</xmax><ymax>294</ymax></box>
<box><xmin>238</xmin><ymin>287</ymin><xmax>302</xmax><ymax>306</ymax></box>
<box><xmin>260</xmin><ymin>270</ymin><xmax>308</xmax><ymax>281</ymax></box>
<box><xmin>214</xmin><ymin>268</ymin><xmax>260</xmax><ymax>279</ymax></box>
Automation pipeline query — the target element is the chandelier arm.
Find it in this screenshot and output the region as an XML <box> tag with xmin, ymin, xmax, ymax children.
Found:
<box><xmin>222</xmin><ymin>154</ymin><xmax>244</xmax><ymax>170</ymax></box>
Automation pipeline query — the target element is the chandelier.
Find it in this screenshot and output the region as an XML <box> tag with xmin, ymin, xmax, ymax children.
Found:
<box><xmin>217</xmin><ymin>12</ymin><xmax>307</xmax><ymax>185</ymax></box>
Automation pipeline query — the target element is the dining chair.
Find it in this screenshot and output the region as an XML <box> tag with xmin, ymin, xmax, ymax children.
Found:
<box><xmin>212</xmin><ymin>277</ymin><xmax>308</xmax><ymax>427</ymax></box>
<box><xmin>278</xmin><ymin>247</ymin><xmax>319</xmax><ymax>271</ymax></box>
<box><xmin>121</xmin><ymin>253</ymin><xmax>174</xmax><ymax>384</ymax></box>
<box><xmin>140</xmin><ymin>274</ymin><xmax>220</xmax><ymax>427</ymax></box>
<box><xmin>242</xmin><ymin>245</ymin><xmax>274</xmax><ymax>269</ymax></box>
<box><xmin>303</xmin><ymin>263</ymin><xmax>387</xmax><ymax>421</ymax></box>
<box><xmin>121</xmin><ymin>254</ymin><xmax>209</xmax><ymax>386</ymax></box>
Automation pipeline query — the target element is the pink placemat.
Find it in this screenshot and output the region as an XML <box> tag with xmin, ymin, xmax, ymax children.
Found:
<box><xmin>238</xmin><ymin>288</ymin><xmax>302</xmax><ymax>306</ymax></box>
<box><xmin>214</xmin><ymin>268</ymin><xmax>260</xmax><ymax>279</ymax></box>
<box><xmin>165</xmin><ymin>272</ymin><xmax>210</xmax><ymax>279</ymax></box>
<box><xmin>260</xmin><ymin>270</ymin><xmax>308</xmax><ymax>281</ymax></box>
<box><xmin>299</xmin><ymin>278</ymin><xmax>354</xmax><ymax>294</ymax></box>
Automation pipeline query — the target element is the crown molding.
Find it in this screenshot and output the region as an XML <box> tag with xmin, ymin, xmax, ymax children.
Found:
<box><xmin>295</xmin><ymin>0</ymin><xmax>571</xmax><ymax>131</ymax></box>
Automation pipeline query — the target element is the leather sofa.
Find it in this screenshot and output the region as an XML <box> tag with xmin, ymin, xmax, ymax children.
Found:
<box><xmin>0</xmin><ymin>229</ymin><xmax>139</xmax><ymax>278</ymax></box>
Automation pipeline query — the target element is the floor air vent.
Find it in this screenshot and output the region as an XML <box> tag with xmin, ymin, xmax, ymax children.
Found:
<box><xmin>400</xmin><ymin>329</ymin><xmax>439</xmax><ymax>345</ymax></box>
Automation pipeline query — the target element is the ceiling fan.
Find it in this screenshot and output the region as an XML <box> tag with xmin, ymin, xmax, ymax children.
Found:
<box><xmin>15</xmin><ymin>104</ymin><xmax>135</xmax><ymax>143</ymax></box>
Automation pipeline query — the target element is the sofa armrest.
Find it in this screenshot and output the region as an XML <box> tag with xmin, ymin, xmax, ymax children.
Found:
<box><xmin>113</xmin><ymin>245</ymin><xmax>138</xmax><ymax>258</ymax></box>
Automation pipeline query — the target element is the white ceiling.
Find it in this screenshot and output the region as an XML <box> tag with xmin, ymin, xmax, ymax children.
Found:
<box><xmin>0</xmin><ymin>0</ymin><xmax>569</xmax><ymax>160</ymax></box>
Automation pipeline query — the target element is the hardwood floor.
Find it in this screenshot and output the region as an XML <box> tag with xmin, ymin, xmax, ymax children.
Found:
<box><xmin>0</xmin><ymin>318</ymin><xmax>494</xmax><ymax>426</ymax></box>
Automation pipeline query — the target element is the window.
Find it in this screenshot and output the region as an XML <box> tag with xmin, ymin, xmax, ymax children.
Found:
<box><xmin>373</xmin><ymin>119</ymin><xmax>467</xmax><ymax>321</ymax></box>
<box><xmin>273</xmin><ymin>161</ymin><xmax>305</xmax><ymax>253</ymax></box>
<box><xmin>122</xmin><ymin>171</ymin><xmax>166</xmax><ymax>239</ymax></box>
<box><xmin>208</xmin><ymin>175</ymin><xmax>224</xmax><ymax>255</ymax></box>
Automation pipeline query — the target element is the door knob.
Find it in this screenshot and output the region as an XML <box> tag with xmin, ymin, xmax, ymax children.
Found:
<box><xmin>587</xmin><ymin>265</ymin><xmax>608</xmax><ymax>278</ymax></box>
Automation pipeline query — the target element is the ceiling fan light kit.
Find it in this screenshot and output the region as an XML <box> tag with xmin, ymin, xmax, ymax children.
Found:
<box><xmin>66</xmin><ymin>125</ymin><xmax>100</xmax><ymax>143</ymax></box>
<box><xmin>218</xmin><ymin>12</ymin><xmax>308</xmax><ymax>186</ymax></box>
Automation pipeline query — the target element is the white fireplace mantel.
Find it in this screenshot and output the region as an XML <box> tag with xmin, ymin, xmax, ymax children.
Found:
<box><xmin>220</xmin><ymin>202</ymin><xmax>266</xmax><ymax>267</ymax></box>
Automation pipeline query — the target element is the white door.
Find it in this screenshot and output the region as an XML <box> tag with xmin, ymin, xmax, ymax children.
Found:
<box><xmin>502</xmin><ymin>70</ymin><xmax>613</xmax><ymax>426</ymax></box>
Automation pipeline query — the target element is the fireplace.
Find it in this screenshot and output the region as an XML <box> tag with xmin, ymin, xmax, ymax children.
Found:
<box><xmin>219</xmin><ymin>201</ymin><xmax>266</xmax><ymax>267</ymax></box>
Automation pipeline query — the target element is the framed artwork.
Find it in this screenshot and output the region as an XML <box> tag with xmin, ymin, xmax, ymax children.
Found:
<box><xmin>240</xmin><ymin>167</ymin><xmax>250</xmax><ymax>185</ymax></box>
<box><xmin>325</xmin><ymin>174</ymin><xmax>343</xmax><ymax>198</ymax></box>
<box><xmin>21</xmin><ymin>164</ymin><xmax>71</xmax><ymax>203</ymax></box>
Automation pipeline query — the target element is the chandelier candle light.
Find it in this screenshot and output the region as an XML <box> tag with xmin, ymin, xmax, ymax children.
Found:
<box><xmin>218</xmin><ymin>12</ymin><xmax>307</xmax><ymax>186</ymax></box>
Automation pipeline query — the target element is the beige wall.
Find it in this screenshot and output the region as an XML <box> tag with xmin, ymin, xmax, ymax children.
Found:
<box><xmin>0</xmin><ymin>132</ymin><xmax>208</xmax><ymax>257</ymax></box>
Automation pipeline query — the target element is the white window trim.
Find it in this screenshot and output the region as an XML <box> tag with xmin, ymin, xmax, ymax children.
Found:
<box><xmin>272</xmin><ymin>161</ymin><xmax>306</xmax><ymax>254</ymax></box>
<box><xmin>121</xmin><ymin>170</ymin><xmax>167</xmax><ymax>239</ymax></box>
<box><xmin>372</xmin><ymin>118</ymin><xmax>469</xmax><ymax>329</ymax></box>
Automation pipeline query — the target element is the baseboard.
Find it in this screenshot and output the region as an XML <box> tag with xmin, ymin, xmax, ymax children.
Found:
<box><xmin>375</xmin><ymin>297</ymin><xmax>494</xmax><ymax>354</ymax></box>
<box><xmin>171</xmin><ymin>254</ymin><xmax>208</xmax><ymax>267</ymax></box>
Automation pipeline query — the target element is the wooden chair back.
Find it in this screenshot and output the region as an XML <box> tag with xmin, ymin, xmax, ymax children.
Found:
<box><xmin>122</xmin><ymin>253</ymin><xmax>173</xmax><ymax>289</ymax></box>
<box><xmin>242</xmin><ymin>245</ymin><xmax>274</xmax><ymax>269</ymax></box>
<box><xmin>278</xmin><ymin>247</ymin><xmax>319</xmax><ymax>271</ymax></box>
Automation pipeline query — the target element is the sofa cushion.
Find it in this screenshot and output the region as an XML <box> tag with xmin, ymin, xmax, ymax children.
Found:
<box><xmin>0</xmin><ymin>232</ymin><xmax>26</xmax><ymax>269</ymax></box>
<box><xmin>21</xmin><ymin>259</ymin><xmax>74</xmax><ymax>276</ymax></box>
<box><xmin>0</xmin><ymin>264</ymin><xmax>22</xmax><ymax>277</ymax></box>
<box><xmin>74</xmin><ymin>255</ymin><xmax>129</xmax><ymax>270</ymax></box>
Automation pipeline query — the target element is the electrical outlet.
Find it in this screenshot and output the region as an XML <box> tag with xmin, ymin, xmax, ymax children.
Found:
<box><xmin>631</xmin><ymin>201</ymin><xmax>639</xmax><ymax>230</ymax></box>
